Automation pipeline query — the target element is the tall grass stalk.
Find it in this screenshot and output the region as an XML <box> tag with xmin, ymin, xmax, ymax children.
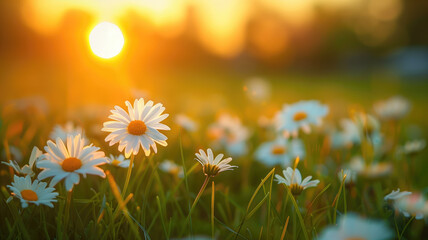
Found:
<box><xmin>234</xmin><ymin>168</ymin><xmax>275</xmax><ymax>239</ymax></box>
<box><xmin>283</xmin><ymin>185</ymin><xmax>309</xmax><ymax>240</ymax></box>
<box><xmin>332</xmin><ymin>173</ymin><xmax>347</xmax><ymax>224</ymax></box>
<box><xmin>211</xmin><ymin>181</ymin><xmax>215</xmax><ymax>240</ymax></box>
<box><xmin>63</xmin><ymin>190</ymin><xmax>73</xmax><ymax>239</ymax></box>
<box><xmin>121</xmin><ymin>154</ymin><xmax>135</xmax><ymax>198</ymax></box>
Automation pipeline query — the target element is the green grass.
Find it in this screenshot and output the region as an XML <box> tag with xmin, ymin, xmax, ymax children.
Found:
<box><xmin>1</xmin><ymin>72</ymin><xmax>428</xmax><ymax>239</ymax></box>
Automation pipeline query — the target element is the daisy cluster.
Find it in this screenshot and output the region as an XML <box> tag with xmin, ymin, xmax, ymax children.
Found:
<box><xmin>1</xmin><ymin>94</ymin><xmax>426</xmax><ymax>239</ymax></box>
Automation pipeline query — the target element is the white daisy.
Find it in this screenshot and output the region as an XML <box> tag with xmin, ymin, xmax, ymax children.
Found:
<box><xmin>275</xmin><ymin>167</ymin><xmax>320</xmax><ymax>195</ymax></box>
<box><xmin>50</xmin><ymin>121</ymin><xmax>86</xmax><ymax>142</ymax></box>
<box><xmin>337</xmin><ymin>169</ymin><xmax>357</xmax><ymax>185</ymax></box>
<box><xmin>207</xmin><ymin>114</ymin><xmax>249</xmax><ymax>157</ymax></box>
<box><xmin>7</xmin><ymin>175</ymin><xmax>58</xmax><ymax>208</ymax></box>
<box><xmin>195</xmin><ymin>148</ymin><xmax>237</xmax><ymax>177</ymax></box>
<box><xmin>37</xmin><ymin>134</ymin><xmax>107</xmax><ymax>191</ymax></box>
<box><xmin>384</xmin><ymin>188</ymin><xmax>412</xmax><ymax>201</ymax></box>
<box><xmin>102</xmin><ymin>98</ymin><xmax>170</xmax><ymax>158</ymax></box>
<box><xmin>395</xmin><ymin>193</ymin><xmax>428</xmax><ymax>220</ymax></box>
<box><xmin>397</xmin><ymin>139</ymin><xmax>426</xmax><ymax>156</ymax></box>
<box><xmin>374</xmin><ymin>96</ymin><xmax>410</xmax><ymax>120</ymax></box>
<box><xmin>318</xmin><ymin>213</ymin><xmax>393</xmax><ymax>240</ymax></box>
<box><xmin>349</xmin><ymin>156</ymin><xmax>392</xmax><ymax>179</ymax></box>
<box><xmin>276</xmin><ymin>100</ymin><xmax>328</xmax><ymax>138</ymax></box>
<box><xmin>255</xmin><ymin>138</ymin><xmax>305</xmax><ymax>167</ymax></box>
<box><xmin>243</xmin><ymin>77</ymin><xmax>271</xmax><ymax>102</ymax></box>
<box><xmin>330</xmin><ymin>119</ymin><xmax>360</xmax><ymax>149</ymax></box>
<box><xmin>107</xmin><ymin>154</ymin><xmax>133</xmax><ymax>168</ymax></box>
<box><xmin>3</xmin><ymin>146</ymin><xmax>42</xmax><ymax>177</ymax></box>
<box><xmin>159</xmin><ymin>160</ymin><xmax>184</xmax><ymax>178</ymax></box>
<box><xmin>175</xmin><ymin>114</ymin><xmax>198</xmax><ymax>132</ymax></box>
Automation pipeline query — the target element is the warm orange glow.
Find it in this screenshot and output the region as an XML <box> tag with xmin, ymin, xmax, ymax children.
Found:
<box><xmin>89</xmin><ymin>22</ymin><xmax>124</xmax><ymax>59</ymax></box>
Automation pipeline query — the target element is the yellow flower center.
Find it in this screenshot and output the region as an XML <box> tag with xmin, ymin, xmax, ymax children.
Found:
<box><xmin>293</xmin><ymin>112</ymin><xmax>307</xmax><ymax>121</ymax></box>
<box><xmin>21</xmin><ymin>189</ymin><xmax>38</xmax><ymax>201</ymax></box>
<box><xmin>203</xmin><ymin>163</ymin><xmax>220</xmax><ymax>177</ymax></box>
<box><xmin>289</xmin><ymin>183</ymin><xmax>304</xmax><ymax>196</ymax></box>
<box><xmin>62</xmin><ymin>157</ymin><xmax>82</xmax><ymax>172</ymax></box>
<box><xmin>111</xmin><ymin>159</ymin><xmax>121</xmax><ymax>166</ymax></box>
<box><xmin>271</xmin><ymin>146</ymin><xmax>286</xmax><ymax>155</ymax></box>
<box><xmin>127</xmin><ymin>120</ymin><xmax>147</xmax><ymax>136</ymax></box>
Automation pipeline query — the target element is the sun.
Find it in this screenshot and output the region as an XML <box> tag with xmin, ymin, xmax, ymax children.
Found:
<box><xmin>89</xmin><ymin>22</ymin><xmax>124</xmax><ymax>59</ymax></box>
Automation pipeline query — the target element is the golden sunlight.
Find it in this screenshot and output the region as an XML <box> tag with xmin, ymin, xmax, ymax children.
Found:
<box><xmin>89</xmin><ymin>22</ymin><xmax>124</xmax><ymax>59</ymax></box>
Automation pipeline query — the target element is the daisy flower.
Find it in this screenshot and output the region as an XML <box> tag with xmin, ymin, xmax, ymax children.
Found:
<box><xmin>318</xmin><ymin>213</ymin><xmax>393</xmax><ymax>240</ymax></box>
<box><xmin>102</xmin><ymin>98</ymin><xmax>170</xmax><ymax>158</ymax></box>
<box><xmin>397</xmin><ymin>139</ymin><xmax>426</xmax><ymax>156</ymax></box>
<box><xmin>195</xmin><ymin>148</ymin><xmax>237</xmax><ymax>177</ymax></box>
<box><xmin>255</xmin><ymin>138</ymin><xmax>305</xmax><ymax>167</ymax></box>
<box><xmin>276</xmin><ymin>100</ymin><xmax>328</xmax><ymax>138</ymax></box>
<box><xmin>7</xmin><ymin>175</ymin><xmax>58</xmax><ymax>208</ymax></box>
<box><xmin>337</xmin><ymin>169</ymin><xmax>357</xmax><ymax>185</ymax></box>
<box><xmin>159</xmin><ymin>160</ymin><xmax>184</xmax><ymax>178</ymax></box>
<box><xmin>384</xmin><ymin>188</ymin><xmax>412</xmax><ymax>201</ymax></box>
<box><xmin>349</xmin><ymin>156</ymin><xmax>392</xmax><ymax>179</ymax></box>
<box><xmin>37</xmin><ymin>134</ymin><xmax>107</xmax><ymax>191</ymax></box>
<box><xmin>107</xmin><ymin>154</ymin><xmax>133</xmax><ymax>168</ymax></box>
<box><xmin>3</xmin><ymin>146</ymin><xmax>42</xmax><ymax>177</ymax></box>
<box><xmin>243</xmin><ymin>77</ymin><xmax>271</xmax><ymax>103</ymax></box>
<box><xmin>374</xmin><ymin>96</ymin><xmax>410</xmax><ymax>120</ymax></box>
<box><xmin>175</xmin><ymin>114</ymin><xmax>198</xmax><ymax>132</ymax></box>
<box><xmin>275</xmin><ymin>167</ymin><xmax>320</xmax><ymax>196</ymax></box>
<box><xmin>207</xmin><ymin>113</ymin><xmax>249</xmax><ymax>157</ymax></box>
<box><xmin>395</xmin><ymin>193</ymin><xmax>428</xmax><ymax>220</ymax></box>
<box><xmin>329</xmin><ymin>119</ymin><xmax>360</xmax><ymax>149</ymax></box>
<box><xmin>352</xmin><ymin>113</ymin><xmax>383</xmax><ymax>143</ymax></box>
<box><xmin>50</xmin><ymin>121</ymin><xmax>86</xmax><ymax>142</ymax></box>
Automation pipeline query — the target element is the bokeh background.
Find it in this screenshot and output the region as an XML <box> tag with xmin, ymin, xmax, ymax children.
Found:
<box><xmin>1</xmin><ymin>0</ymin><xmax>428</xmax><ymax>133</ymax></box>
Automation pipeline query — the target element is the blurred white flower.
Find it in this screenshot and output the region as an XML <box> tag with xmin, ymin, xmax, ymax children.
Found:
<box><xmin>7</xmin><ymin>175</ymin><xmax>58</xmax><ymax>208</ymax></box>
<box><xmin>2</xmin><ymin>146</ymin><xmax>42</xmax><ymax>177</ymax></box>
<box><xmin>275</xmin><ymin>167</ymin><xmax>319</xmax><ymax>195</ymax></box>
<box><xmin>397</xmin><ymin>139</ymin><xmax>426</xmax><ymax>155</ymax></box>
<box><xmin>50</xmin><ymin>121</ymin><xmax>86</xmax><ymax>142</ymax></box>
<box><xmin>318</xmin><ymin>213</ymin><xmax>393</xmax><ymax>240</ymax></box>
<box><xmin>330</xmin><ymin>119</ymin><xmax>360</xmax><ymax>149</ymax></box>
<box><xmin>276</xmin><ymin>100</ymin><xmax>328</xmax><ymax>138</ymax></box>
<box><xmin>384</xmin><ymin>188</ymin><xmax>412</xmax><ymax>201</ymax></box>
<box><xmin>338</xmin><ymin>169</ymin><xmax>357</xmax><ymax>185</ymax></box>
<box><xmin>374</xmin><ymin>96</ymin><xmax>411</xmax><ymax>120</ymax></box>
<box><xmin>255</xmin><ymin>137</ymin><xmax>305</xmax><ymax>167</ymax></box>
<box><xmin>102</xmin><ymin>98</ymin><xmax>170</xmax><ymax>157</ymax></box>
<box><xmin>175</xmin><ymin>114</ymin><xmax>198</xmax><ymax>132</ymax></box>
<box><xmin>207</xmin><ymin>114</ymin><xmax>249</xmax><ymax>157</ymax></box>
<box><xmin>352</xmin><ymin>113</ymin><xmax>384</xmax><ymax>153</ymax></box>
<box><xmin>243</xmin><ymin>77</ymin><xmax>271</xmax><ymax>102</ymax></box>
<box><xmin>349</xmin><ymin>156</ymin><xmax>392</xmax><ymax>179</ymax></box>
<box><xmin>37</xmin><ymin>134</ymin><xmax>107</xmax><ymax>191</ymax></box>
<box><xmin>195</xmin><ymin>148</ymin><xmax>237</xmax><ymax>177</ymax></box>
<box><xmin>395</xmin><ymin>193</ymin><xmax>428</xmax><ymax>220</ymax></box>
<box><xmin>107</xmin><ymin>154</ymin><xmax>133</xmax><ymax>168</ymax></box>
<box><xmin>159</xmin><ymin>160</ymin><xmax>184</xmax><ymax>178</ymax></box>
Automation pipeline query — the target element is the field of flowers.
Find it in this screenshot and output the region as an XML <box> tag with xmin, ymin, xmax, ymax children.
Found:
<box><xmin>1</xmin><ymin>74</ymin><xmax>428</xmax><ymax>239</ymax></box>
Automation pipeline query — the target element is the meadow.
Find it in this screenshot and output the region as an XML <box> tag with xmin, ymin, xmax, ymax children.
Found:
<box><xmin>1</xmin><ymin>72</ymin><xmax>428</xmax><ymax>240</ymax></box>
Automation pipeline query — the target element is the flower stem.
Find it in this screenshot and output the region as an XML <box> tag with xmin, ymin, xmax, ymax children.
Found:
<box><xmin>211</xmin><ymin>180</ymin><xmax>215</xmax><ymax>240</ymax></box>
<box><xmin>186</xmin><ymin>175</ymin><xmax>210</xmax><ymax>223</ymax></box>
<box><xmin>121</xmin><ymin>154</ymin><xmax>134</xmax><ymax>198</ymax></box>
<box><xmin>63</xmin><ymin>190</ymin><xmax>73</xmax><ymax>239</ymax></box>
